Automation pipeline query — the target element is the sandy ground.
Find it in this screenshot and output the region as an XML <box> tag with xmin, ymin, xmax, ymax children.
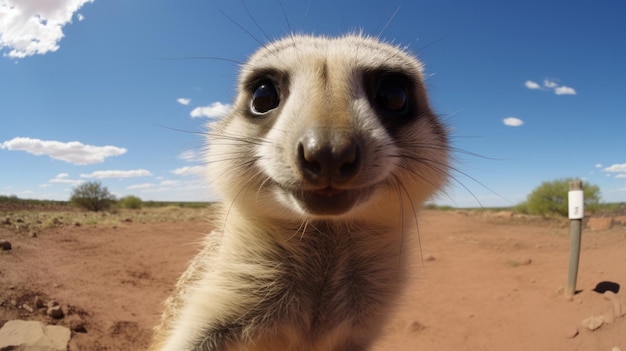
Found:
<box><xmin>1</xmin><ymin>209</ymin><xmax>625</xmax><ymax>350</ymax></box>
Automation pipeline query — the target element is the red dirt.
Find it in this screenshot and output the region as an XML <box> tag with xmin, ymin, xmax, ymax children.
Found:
<box><xmin>1</xmin><ymin>210</ymin><xmax>624</xmax><ymax>350</ymax></box>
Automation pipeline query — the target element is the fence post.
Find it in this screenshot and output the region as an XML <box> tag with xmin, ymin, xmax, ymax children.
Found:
<box><xmin>565</xmin><ymin>179</ymin><xmax>584</xmax><ymax>298</ymax></box>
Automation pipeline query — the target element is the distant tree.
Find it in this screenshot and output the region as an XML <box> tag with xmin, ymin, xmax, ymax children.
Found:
<box><xmin>519</xmin><ymin>178</ymin><xmax>600</xmax><ymax>217</ymax></box>
<box><xmin>119</xmin><ymin>195</ymin><xmax>143</xmax><ymax>209</ymax></box>
<box><xmin>70</xmin><ymin>181</ymin><xmax>116</xmax><ymax>212</ymax></box>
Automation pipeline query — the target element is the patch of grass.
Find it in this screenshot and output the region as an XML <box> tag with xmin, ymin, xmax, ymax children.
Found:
<box><xmin>1</xmin><ymin>206</ymin><xmax>213</xmax><ymax>234</ymax></box>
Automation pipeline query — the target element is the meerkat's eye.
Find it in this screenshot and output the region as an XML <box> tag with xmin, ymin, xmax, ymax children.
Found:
<box><xmin>250</xmin><ymin>81</ymin><xmax>279</xmax><ymax>115</ymax></box>
<box><xmin>375</xmin><ymin>77</ymin><xmax>407</xmax><ymax>113</ymax></box>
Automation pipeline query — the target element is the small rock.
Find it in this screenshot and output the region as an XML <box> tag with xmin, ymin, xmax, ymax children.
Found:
<box><xmin>47</xmin><ymin>305</ymin><xmax>65</xmax><ymax>319</ymax></box>
<box><xmin>123</xmin><ymin>218</ymin><xmax>133</xmax><ymax>223</ymax></box>
<box><xmin>0</xmin><ymin>320</ymin><xmax>70</xmax><ymax>351</ymax></box>
<box><xmin>22</xmin><ymin>303</ymin><xmax>34</xmax><ymax>313</ymax></box>
<box><xmin>581</xmin><ymin>316</ymin><xmax>604</xmax><ymax>331</ymax></box>
<box><xmin>74</xmin><ymin>222</ymin><xmax>81</xmax><ymax>227</ymax></box>
<box><xmin>565</xmin><ymin>326</ymin><xmax>579</xmax><ymax>339</ymax></box>
<box><xmin>521</xmin><ymin>258</ymin><xmax>532</xmax><ymax>265</ymax></box>
<box><xmin>602</xmin><ymin>308</ymin><xmax>616</xmax><ymax>324</ymax></box>
<box><xmin>0</xmin><ymin>240</ymin><xmax>12</xmax><ymax>250</ymax></box>
<box><xmin>47</xmin><ymin>300</ymin><xmax>59</xmax><ymax>308</ymax></box>
<box><xmin>34</xmin><ymin>296</ymin><xmax>45</xmax><ymax>309</ymax></box>
<box><xmin>29</xmin><ymin>231</ymin><xmax>37</xmax><ymax>238</ymax></box>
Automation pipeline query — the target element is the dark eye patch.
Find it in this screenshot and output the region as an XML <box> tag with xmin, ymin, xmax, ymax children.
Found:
<box><xmin>363</xmin><ymin>69</ymin><xmax>420</xmax><ymax>133</ymax></box>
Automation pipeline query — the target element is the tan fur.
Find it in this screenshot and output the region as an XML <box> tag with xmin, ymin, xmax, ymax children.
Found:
<box><xmin>150</xmin><ymin>34</ymin><xmax>449</xmax><ymax>351</ymax></box>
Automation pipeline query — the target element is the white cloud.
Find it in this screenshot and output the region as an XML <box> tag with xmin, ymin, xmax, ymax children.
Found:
<box><xmin>127</xmin><ymin>183</ymin><xmax>155</xmax><ymax>190</ymax></box>
<box><xmin>543</xmin><ymin>79</ymin><xmax>558</xmax><ymax>88</ymax></box>
<box><xmin>503</xmin><ymin>117</ymin><xmax>524</xmax><ymax>127</ymax></box>
<box><xmin>554</xmin><ymin>86</ymin><xmax>576</xmax><ymax>95</ymax></box>
<box><xmin>177</xmin><ymin>98</ymin><xmax>191</xmax><ymax>105</ymax></box>
<box><xmin>48</xmin><ymin>172</ymin><xmax>83</xmax><ymax>185</ymax></box>
<box><xmin>1</xmin><ymin>137</ymin><xmax>126</xmax><ymax>165</ymax></box>
<box><xmin>524</xmin><ymin>78</ymin><xmax>577</xmax><ymax>96</ymax></box>
<box><xmin>603</xmin><ymin>163</ymin><xmax>626</xmax><ymax>179</ymax></box>
<box><xmin>525</xmin><ymin>80</ymin><xmax>541</xmax><ymax>90</ymax></box>
<box><xmin>178</xmin><ymin>149</ymin><xmax>203</xmax><ymax>162</ymax></box>
<box><xmin>160</xmin><ymin>180</ymin><xmax>180</xmax><ymax>186</ymax></box>
<box><xmin>172</xmin><ymin>166</ymin><xmax>193</xmax><ymax>175</ymax></box>
<box><xmin>595</xmin><ymin>163</ymin><xmax>603</xmax><ymax>168</ymax></box>
<box><xmin>190</xmin><ymin>102</ymin><xmax>231</xmax><ymax>118</ymax></box>
<box><xmin>604</xmin><ymin>164</ymin><xmax>626</xmax><ymax>173</ymax></box>
<box><xmin>171</xmin><ymin>165</ymin><xmax>207</xmax><ymax>176</ymax></box>
<box><xmin>77</xmin><ymin>13</ymin><xmax>84</xmax><ymax>21</ymax></box>
<box><xmin>80</xmin><ymin>169</ymin><xmax>152</xmax><ymax>179</ymax></box>
<box><xmin>0</xmin><ymin>0</ymin><xmax>94</xmax><ymax>58</ymax></box>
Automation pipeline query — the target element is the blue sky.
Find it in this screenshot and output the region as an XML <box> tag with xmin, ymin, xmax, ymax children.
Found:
<box><xmin>1</xmin><ymin>0</ymin><xmax>625</xmax><ymax>207</ymax></box>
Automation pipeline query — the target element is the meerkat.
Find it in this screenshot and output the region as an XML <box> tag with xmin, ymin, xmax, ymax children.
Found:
<box><xmin>150</xmin><ymin>34</ymin><xmax>449</xmax><ymax>351</ymax></box>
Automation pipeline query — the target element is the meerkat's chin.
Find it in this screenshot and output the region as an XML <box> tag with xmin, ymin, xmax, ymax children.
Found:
<box><xmin>275</xmin><ymin>184</ymin><xmax>376</xmax><ymax>218</ymax></box>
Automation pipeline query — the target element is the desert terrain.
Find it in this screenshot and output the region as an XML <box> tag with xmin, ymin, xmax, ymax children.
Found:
<box><xmin>1</xmin><ymin>205</ymin><xmax>624</xmax><ymax>350</ymax></box>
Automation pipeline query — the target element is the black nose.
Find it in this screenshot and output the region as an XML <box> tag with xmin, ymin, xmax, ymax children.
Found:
<box><xmin>297</xmin><ymin>130</ymin><xmax>362</xmax><ymax>185</ymax></box>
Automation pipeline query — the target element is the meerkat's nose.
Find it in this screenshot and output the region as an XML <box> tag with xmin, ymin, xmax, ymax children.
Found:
<box><xmin>297</xmin><ymin>129</ymin><xmax>362</xmax><ymax>185</ymax></box>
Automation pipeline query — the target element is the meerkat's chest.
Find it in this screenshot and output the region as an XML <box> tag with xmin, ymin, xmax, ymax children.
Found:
<box><xmin>234</xmin><ymin>227</ymin><xmax>404</xmax><ymax>342</ymax></box>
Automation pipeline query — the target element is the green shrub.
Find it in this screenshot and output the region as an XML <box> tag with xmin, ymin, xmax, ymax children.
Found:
<box><xmin>119</xmin><ymin>195</ymin><xmax>143</xmax><ymax>209</ymax></box>
<box><xmin>519</xmin><ymin>178</ymin><xmax>600</xmax><ymax>217</ymax></box>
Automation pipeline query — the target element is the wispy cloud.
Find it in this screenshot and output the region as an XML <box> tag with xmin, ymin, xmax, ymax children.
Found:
<box><xmin>503</xmin><ymin>117</ymin><xmax>524</xmax><ymax>127</ymax></box>
<box><xmin>177</xmin><ymin>98</ymin><xmax>191</xmax><ymax>105</ymax></box>
<box><xmin>524</xmin><ymin>79</ymin><xmax>577</xmax><ymax>96</ymax></box>
<box><xmin>604</xmin><ymin>163</ymin><xmax>626</xmax><ymax>173</ymax></box>
<box><xmin>178</xmin><ymin>149</ymin><xmax>203</xmax><ymax>162</ymax></box>
<box><xmin>127</xmin><ymin>183</ymin><xmax>155</xmax><ymax>190</ymax></box>
<box><xmin>48</xmin><ymin>173</ymin><xmax>84</xmax><ymax>185</ymax></box>
<box><xmin>80</xmin><ymin>169</ymin><xmax>152</xmax><ymax>179</ymax></box>
<box><xmin>603</xmin><ymin>163</ymin><xmax>626</xmax><ymax>179</ymax></box>
<box><xmin>172</xmin><ymin>165</ymin><xmax>206</xmax><ymax>176</ymax></box>
<box><xmin>543</xmin><ymin>79</ymin><xmax>558</xmax><ymax>88</ymax></box>
<box><xmin>160</xmin><ymin>180</ymin><xmax>180</xmax><ymax>186</ymax></box>
<box><xmin>1</xmin><ymin>137</ymin><xmax>126</xmax><ymax>165</ymax></box>
<box><xmin>190</xmin><ymin>102</ymin><xmax>231</xmax><ymax>118</ymax></box>
<box><xmin>0</xmin><ymin>0</ymin><xmax>94</xmax><ymax>58</ymax></box>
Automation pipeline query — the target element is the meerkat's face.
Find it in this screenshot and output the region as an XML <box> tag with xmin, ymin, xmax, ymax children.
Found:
<box><xmin>208</xmin><ymin>35</ymin><xmax>448</xmax><ymax>220</ymax></box>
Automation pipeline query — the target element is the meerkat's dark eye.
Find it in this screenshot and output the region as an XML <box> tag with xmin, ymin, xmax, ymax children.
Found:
<box><xmin>375</xmin><ymin>77</ymin><xmax>407</xmax><ymax>112</ymax></box>
<box><xmin>250</xmin><ymin>81</ymin><xmax>279</xmax><ymax>114</ymax></box>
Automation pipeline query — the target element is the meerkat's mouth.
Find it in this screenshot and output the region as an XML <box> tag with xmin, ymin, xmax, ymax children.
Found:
<box><xmin>286</xmin><ymin>186</ymin><xmax>374</xmax><ymax>217</ymax></box>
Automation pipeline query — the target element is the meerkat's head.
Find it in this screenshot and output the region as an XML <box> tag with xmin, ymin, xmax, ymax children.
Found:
<box><xmin>207</xmin><ymin>34</ymin><xmax>449</xmax><ymax>222</ymax></box>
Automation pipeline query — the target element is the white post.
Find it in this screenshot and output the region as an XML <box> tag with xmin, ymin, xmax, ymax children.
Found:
<box><xmin>565</xmin><ymin>179</ymin><xmax>584</xmax><ymax>298</ymax></box>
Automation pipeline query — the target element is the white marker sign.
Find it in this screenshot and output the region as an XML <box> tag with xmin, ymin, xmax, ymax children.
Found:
<box><xmin>568</xmin><ymin>189</ymin><xmax>584</xmax><ymax>219</ymax></box>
